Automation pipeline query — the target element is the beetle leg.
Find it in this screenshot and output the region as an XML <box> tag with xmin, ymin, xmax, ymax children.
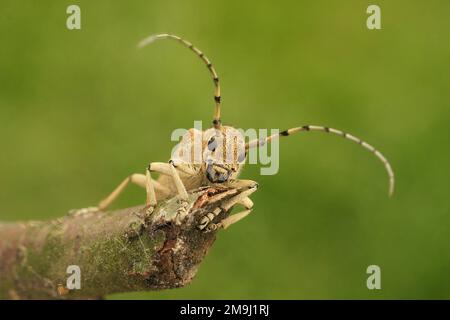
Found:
<box><xmin>148</xmin><ymin>162</ymin><xmax>190</xmax><ymax>222</ymax></box>
<box><xmin>225</xmin><ymin>179</ymin><xmax>259</xmax><ymax>190</ymax></box>
<box><xmin>97</xmin><ymin>172</ymin><xmax>171</xmax><ymax>211</ymax></box>
<box><xmin>215</xmin><ymin>209</ymin><xmax>253</xmax><ymax>230</ymax></box>
<box><xmin>69</xmin><ymin>173</ymin><xmax>170</xmax><ymax>215</ymax></box>
<box><xmin>199</xmin><ymin>184</ymin><xmax>257</xmax><ymax>231</ymax></box>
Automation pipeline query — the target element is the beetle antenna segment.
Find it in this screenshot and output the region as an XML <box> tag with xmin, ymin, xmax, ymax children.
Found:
<box><xmin>246</xmin><ymin>125</ymin><xmax>395</xmax><ymax>197</ymax></box>
<box><xmin>138</xmin><ymin>34</ymin><xmax>222</xmax><ymax>129</ymax></box>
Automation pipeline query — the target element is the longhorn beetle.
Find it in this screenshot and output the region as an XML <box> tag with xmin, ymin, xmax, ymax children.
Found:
<box><xmin>78</xmin><ymin>34</ymin><xmax>395</xmax><ymax>232</ymax></box>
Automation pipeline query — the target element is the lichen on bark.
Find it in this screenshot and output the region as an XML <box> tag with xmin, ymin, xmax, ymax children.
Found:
<box><xmin>0</xmin><ymin>186</ymin><xmax>236</xmax><ymax>299</ymax></box>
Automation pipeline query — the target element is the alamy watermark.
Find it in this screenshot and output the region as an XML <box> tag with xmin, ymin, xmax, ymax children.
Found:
<box><xmin>366</xmin><ymin>265</ymin><xmax>381</xmax><ymax>290</ymax></box>
<box><xmin>66</xmin><ymin>265</ymin><xmax>81</xmax><ymax>290</ymax></box>
<box><xmin>367</xmin><ymin>5</ymin><xmax>381</xmax><ymax>30</ymax></box>
<box><xmin>66</xmin><ymin>5</ymin><xmax>81</xmax><ymax>30</ymax></box>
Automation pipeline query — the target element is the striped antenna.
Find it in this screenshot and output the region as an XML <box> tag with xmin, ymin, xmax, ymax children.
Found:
<box><xmin>246</xmin><ymin>125</ymin><xmax>395</xmax><ymax>197</ymax></box>
<box><xmin>138</xmin><ymin>34</ymin><xmax>222</xmax><ymax>128</ymax></box>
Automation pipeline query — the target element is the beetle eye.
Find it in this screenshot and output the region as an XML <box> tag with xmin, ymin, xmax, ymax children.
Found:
<box><xmin>207</xmin><ymin>137</ymin><xmax>217</xmax><ymax>151</ymax></box>
<box><xmin>237</xmin><ymin>151</ymin><xmax>246</xmax><ymax>163</ymax></box>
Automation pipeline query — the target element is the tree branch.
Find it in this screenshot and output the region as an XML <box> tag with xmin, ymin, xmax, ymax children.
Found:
<box><xmin>0</xmin><ymin>186</ymin><xmax>237</xmax><ymax>299</ymax></box>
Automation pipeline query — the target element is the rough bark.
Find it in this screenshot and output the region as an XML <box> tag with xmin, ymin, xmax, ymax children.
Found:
<box><xmin>0</xmin><ymin>186</ymin><xmax>237</xmax><ymax>299</ymax></box>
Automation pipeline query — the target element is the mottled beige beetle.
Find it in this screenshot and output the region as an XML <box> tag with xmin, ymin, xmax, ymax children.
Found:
<box><xmin>82</xmin><ymin>34</ymin><xmax>394</xmax><ymax>232</ymax></box>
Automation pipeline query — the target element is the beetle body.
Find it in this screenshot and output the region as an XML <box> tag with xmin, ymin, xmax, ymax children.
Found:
<box><xmin>80</xmin><ymin>33</ymin><xmax>394</xmax><ymax>232</ymax></box>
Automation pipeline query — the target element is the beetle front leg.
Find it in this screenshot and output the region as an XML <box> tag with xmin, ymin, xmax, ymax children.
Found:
<box><xmin>149</xmin><ymin>162</ymin><xmax>190</xmax><ymax>223</ymax></box>
<box><xmin>144</xmin><ymin>168</ymin><xmax>157</xmax><ymax>214</ymax></box>
<box><xmin>199</xmin><ymin>182</ymin><xmax>258</xmax><ymax>231</ymax></box>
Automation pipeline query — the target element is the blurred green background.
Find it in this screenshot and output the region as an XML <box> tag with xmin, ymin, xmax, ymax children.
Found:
<box><xmin>1</xmin><ymin>0</ymin><xmax>449</xmax><ymax>299</ymax></box>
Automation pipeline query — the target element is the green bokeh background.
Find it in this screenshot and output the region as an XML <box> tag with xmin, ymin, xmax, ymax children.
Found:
<box><xmin>1</xmin><ymin>1</ymin><xmax>449</xmax><ymax>299</ymax></box>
